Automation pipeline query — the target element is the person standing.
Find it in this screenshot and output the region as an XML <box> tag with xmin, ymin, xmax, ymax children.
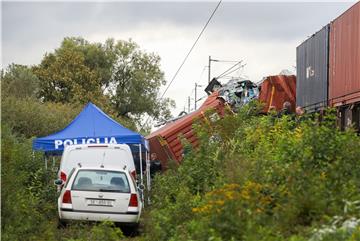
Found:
<box><xmin>150</xmin><ymin>153</ymin><xmax>162</xmax><ymax>178</ymax></box>
<box><xmin>278</xmin><ymin>101</ymin><xmax>293</xmax><ymax>117</ymax></box>
<box><xmin>295</xmin><ymin>106</ymin><xmax>306</xmax><ymax>123</ymax></box>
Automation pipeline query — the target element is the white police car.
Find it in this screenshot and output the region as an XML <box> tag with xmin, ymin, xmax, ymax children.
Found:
<box><xmin>56</xmin><ymin>165</ymin><xmax>142</xmax><ymax>228</ymax></box>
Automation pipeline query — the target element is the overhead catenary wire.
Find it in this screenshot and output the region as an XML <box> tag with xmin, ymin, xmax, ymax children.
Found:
<box><xmin>141</xmin><ymin>0</ymin><xmax>222</xmax><ymax>130</ymax></box>
<box><xmin>220</xmin><ymin>63</ymin><xmax>247</xmax><ymax>78</ymax></box>
<box><xmin>159</xmin><ymin>0</ymin><xmax>222</xmax><ymax>100</ymax></box>
<box><xmin>216</xmin><ymin>60</ymin><xmax>243</xmax><ymax>79</ymax></box>
<box><xmin>210</xmin><ymin>59</ymin><xmax>242</xmax><ymax>63</ymax></box>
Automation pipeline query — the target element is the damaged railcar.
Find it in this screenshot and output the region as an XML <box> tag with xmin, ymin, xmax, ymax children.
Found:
<box><xmin>146</xmin><ymin>91</ymin><xmax>225</xmax><ymax>168</ymax></box>
<box><xmin>258</xmin><ymin>75</ymin><xmax>297</xmax><ymax>113</ymax></box>
<box><xmin>146</xmin><ymin>75</ymin><xmax>296</xmax><ymax>168</ymax></box>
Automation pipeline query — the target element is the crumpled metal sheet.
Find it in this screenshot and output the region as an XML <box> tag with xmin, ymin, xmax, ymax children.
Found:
<box><xmin>217</xmin><ymin>79</ymin><xmax>259</xmax><ymax>110</ymax></box>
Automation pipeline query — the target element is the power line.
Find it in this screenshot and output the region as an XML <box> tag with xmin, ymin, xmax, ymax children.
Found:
<box><xmin>221</xmin><ymin>63</ymin><xmax>246</xmax><ymax>78</ymax></box>
<box><xmin>141</xmin><ymin>0</ymin><xmax>222</xmax><ymax>130</ymax></box>
<box><xmin>216</xmin><ymin>60</ymin><xmax>243</xmax><ymax>79</ymax></box>
<box><xmin>160</xmin><ymin>0</ymin><xmax>222</xmax><ymax>100</ymax></box>
<box><xmin>212</xmin><ymin>59</ymin><xmax>242</xmax><ymax>63</ymax></box>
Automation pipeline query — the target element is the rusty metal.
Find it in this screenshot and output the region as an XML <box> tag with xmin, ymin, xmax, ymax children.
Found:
<box><xmin>258</xmin><ymin>75</ymin><xmax>297</xmax><ymax>112</ymax></box>
<box><xmin>329</xmin><ymin>2</ymin><xmax>360</xmax><ymax>107</ymax></box>
<box><xmin>146</xmin><ymin>92</ymin><xmax>224</xmax><ymax>166</ymax></box>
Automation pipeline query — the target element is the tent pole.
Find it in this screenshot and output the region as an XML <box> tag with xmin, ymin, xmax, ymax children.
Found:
<box><xmin>52</xmin><ymin>156</ymin><xmax>55</xmax><ymax>170</ymax></box>
<box><xmin>147</xmin><ymin>151</ymin><xmax>151</xmax><ymax>191</ymax></box>
<box><xmin>146</xmin><ymin>151</ymin><xmax>151</xmax><ymax>205</ymax></box>
<box><xmin>139</xmin><ymin>144</ymin><xmax>143</xmax><ymax>186</ymax></box>
<box><xmin>139</xmin><ymin>144</ymin><xmax>144</xmax><ymax>205</ymax></box>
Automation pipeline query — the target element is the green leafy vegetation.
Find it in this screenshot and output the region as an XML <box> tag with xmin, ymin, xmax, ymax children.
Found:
<box><xmin>144</xmin><ymin>103</ymin><xmax>360</xmax><ymax>241</ymax></box>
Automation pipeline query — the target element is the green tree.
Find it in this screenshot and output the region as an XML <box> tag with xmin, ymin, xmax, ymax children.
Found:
<box><xmin>33</xmin><ymin>37</ymin><xmax>112</xmax><ymax>106</ymax></box>
<box><xmin>107</xmin><ymin>39</ymin><xmax>174</xmax><ymax>123</ymax></box>
<box><xmin>1</xmin><ymin>64</ymin><xmax>39</xmax><ymax>99</ymax></box>
<box><xmin>33</xmin><ymin>37</ymin><xmax>174</xmax><ymax>124</ymax></box>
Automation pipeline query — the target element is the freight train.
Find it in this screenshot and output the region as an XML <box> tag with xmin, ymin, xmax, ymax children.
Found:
<box><xmin>147</xmin><ymin>2</ymin><xmax>360</xmax><ymax>167</ymax></box>
<box><xmin>296</xmin><ymin>1</ymin><xmax>360</xmax><ymax>130</ymax></box>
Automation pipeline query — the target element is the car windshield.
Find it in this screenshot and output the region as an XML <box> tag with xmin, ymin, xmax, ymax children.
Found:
<box><xmin>72</xmin><ymin>170</ymin><xmax>130</xmax><ymax>193</ymax></box>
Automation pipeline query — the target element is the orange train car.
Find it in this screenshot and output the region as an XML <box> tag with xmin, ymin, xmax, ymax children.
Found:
<box><xmin>147</xmin><ymin>75</ymin><xmax>296</xmax><ymax>167</ymax></box>
<box><xmin>146</xmin><ymin>92</ymin><xmax>225</xmax><ymax>167</ymax></box>
<box><xmin>258</xmin><ymin>75</ymin><xmax>297</xmax><ymax>113</ymax></box>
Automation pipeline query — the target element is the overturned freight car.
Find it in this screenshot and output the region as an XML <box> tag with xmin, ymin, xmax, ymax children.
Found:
<box><xmin>146</xmin><ymin>92</ymin><xmax>225</xmax><ymax>168</ymax></box>
<box><xmin>147</xmin><ymin>75</ymin><xmax>296</xmax><ymax>168</ymax></box>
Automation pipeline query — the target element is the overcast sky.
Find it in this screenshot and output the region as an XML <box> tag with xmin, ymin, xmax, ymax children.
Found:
<box><xmin>1</xmin><ymin>1</ymin><xmax>356</xmax><ymax>116</ymax></box>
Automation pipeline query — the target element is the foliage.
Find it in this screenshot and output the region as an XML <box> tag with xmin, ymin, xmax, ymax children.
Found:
<box><xmin>33</xmin><ymin>37</ymin><xmax>112</xmax><ymax>107</ymax></box>
<box><xmin>32</xmin><ymin>37</ymin><xmax>174</xmax><ymax>123</ymax></box>
<box><xmin>1</xmin><ymin>96</ymin><xmax>81</xmax><ymax>138</ymax></box>
<box><xmin>1</xmin><ymin>124</ymin><xmax>58</xmax><ymax>241</ymax></box>
<box><xmin>107</xmin><ymin>39</ymin><xmax>175</xmax><ymax>122</ymax></box>
<box><xmin>144</xmin><ymin>102</ymin><xmax>360</xmax><ymax>241</ymax></box>
<box><xmin>64</xmin><ymin>221</ymin><xmax>124</xmax><ymax>241</ymax></box>
<box><xmin>1</xmin><ymin>63</ymin><xmax>40</xmax><ymax>98</ymax></box>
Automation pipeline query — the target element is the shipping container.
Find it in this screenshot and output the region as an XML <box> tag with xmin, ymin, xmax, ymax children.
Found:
<box><xmin>258</xmin><ymin>75</ymin><xmax>296</xmax><ymax>112</ymax></box>
<box><xmin>146</xmin><ymin>92</ymin><xmax>225</xmax><ymax>167</ymax></box>
<box><xmin>329</xmin><ymin>2</ymin><xmax>360</xmax><ymax>107</ymax></box>
<box><xmin>296</xmin><ymin>25</ymin><xmax>329</xmax><ymax>113</ymax></box>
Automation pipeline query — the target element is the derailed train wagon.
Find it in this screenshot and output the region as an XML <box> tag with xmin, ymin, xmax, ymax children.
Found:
<box><xmin>258</xmin><ymin>75</ymin><xmax>296</xmax><ymax>113</ymax></box>
<box><xmin>146</xmin><ymin>92</ymin><xmax>225</xmax><ymax>168</ymax></box>
<box><xmin>147</xmin><ymin>75</ymin><xmax>296</xmax><ymax>167</ymax></box>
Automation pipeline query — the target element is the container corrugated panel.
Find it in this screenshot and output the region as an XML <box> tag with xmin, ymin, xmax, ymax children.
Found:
<box><xmin>329</xmin><ymin>2</ymin><xmax>360</xmax><ymax>107</ymax></box>
<box><xmin>146</xmin><ymin>92</ymin><xmax>224</xmax><ymax>166</ymax></box>
<box><xmin>296</xmin><ymin>25</ymin><xmax>329</xmax><ymax>112</ymax></box>
<box><xmin>258</xmin><ymin>75</ymin><xmax>296</xmax><ymax>112</ymax></box>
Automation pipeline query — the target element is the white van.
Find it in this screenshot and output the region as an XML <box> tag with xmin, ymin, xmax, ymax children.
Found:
<box><xmin>59</xmin><ymin>144</ymin><xmax>136</xmax><ymax>183</ymax></box>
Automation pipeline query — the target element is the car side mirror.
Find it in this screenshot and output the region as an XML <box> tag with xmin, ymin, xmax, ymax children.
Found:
<box><xmin>54</xmin><ymin>179</ymin><xmax>64</xmax><ymax>186</ymax></box>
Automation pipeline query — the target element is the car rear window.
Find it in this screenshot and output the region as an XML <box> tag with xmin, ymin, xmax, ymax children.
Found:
<box><xmin>72</xmin><ymin>170</ymin><xmax>130</xmax><ymax>193</ymax></box>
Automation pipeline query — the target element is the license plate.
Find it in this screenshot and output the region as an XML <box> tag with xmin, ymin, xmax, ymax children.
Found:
<box><xmin>87</xmin><ymin>199</ymin><xmax>113</xmax><ymax>206</ymax></box>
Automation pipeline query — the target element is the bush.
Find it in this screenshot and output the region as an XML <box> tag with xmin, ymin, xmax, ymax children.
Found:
<box><xmin>1</xmin><ymin>97</ymin><xmax>81</xmax><ymax>138</ymax></box>
<box><xmin>144</xmin><ymin>103</ymin><xmax>360</xmax><ymax>241</ymax></box>
<box><xmin>1</xmin><ymin>124</ymin><xmax>58</xmax><ymax>240</ymax></box>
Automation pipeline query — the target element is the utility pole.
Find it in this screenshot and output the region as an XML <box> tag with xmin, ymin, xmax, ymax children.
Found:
<box><xmin>188</xmin><ymin>96</ymin><xmax>190</xmax><ymax>113</ymax></box>
<box><xmin>208</xmin><ymin>56</ymin><xmax>211</xmax><ymax>83</ymax></box>
<box><xmin>195</xmin><ymin>83</ymin><xmax>197</xmax><ymax>110</ymax></box>
<box><xmin>208</xmin><ymin>56</ymin><xmax>219</xmax><ymax>83</ymax></box>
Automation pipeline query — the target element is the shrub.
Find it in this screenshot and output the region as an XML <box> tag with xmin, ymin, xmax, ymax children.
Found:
<box><xmin>144</xmin><ymin>103</ymin><xmax>360</xmax><ymax>241</ymax></box>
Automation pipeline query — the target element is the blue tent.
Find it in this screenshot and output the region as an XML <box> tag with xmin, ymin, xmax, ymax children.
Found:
<box><xmin>33</xmin><ymin>102</ymin><xmax>149</xmax><ymax>154</ymax></box>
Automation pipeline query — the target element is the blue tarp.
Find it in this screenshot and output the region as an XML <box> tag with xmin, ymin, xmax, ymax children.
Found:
<box><xmin>33</xmin><ymin>102</ymin><xmax>149</xmax><ymax>154</ymax></box>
